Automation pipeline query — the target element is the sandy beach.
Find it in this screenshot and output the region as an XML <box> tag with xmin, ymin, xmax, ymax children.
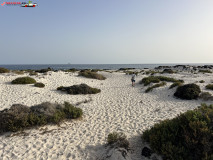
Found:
<box><xmin>0</xmin><ymin>70</ymin><xmax>212</xmax><ymax>160</ymax></box>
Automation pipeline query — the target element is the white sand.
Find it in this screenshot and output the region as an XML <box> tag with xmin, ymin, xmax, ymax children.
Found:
<box><xmin>0</xmin><ymin>71</ymin><xmax>213</xmax><ymax>160</ymax></box>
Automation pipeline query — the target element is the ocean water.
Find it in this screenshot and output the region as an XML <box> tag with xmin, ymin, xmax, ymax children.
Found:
<box><xmin>0</xmin><ymin>63</ymin><xmax>212</xmax><ymax>70</ymax></box>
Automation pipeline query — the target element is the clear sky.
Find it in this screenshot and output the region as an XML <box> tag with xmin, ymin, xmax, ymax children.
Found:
<box><xmin>0</xmin><ymin>0</ymin><xmax>213</xmax><ymax>64</ymax></box>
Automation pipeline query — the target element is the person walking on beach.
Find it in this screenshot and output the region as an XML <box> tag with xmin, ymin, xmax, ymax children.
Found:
<box><xmin>131</xmin><ymin>72</ymin><xmax>136</xmax><ymax>87</ymax></box>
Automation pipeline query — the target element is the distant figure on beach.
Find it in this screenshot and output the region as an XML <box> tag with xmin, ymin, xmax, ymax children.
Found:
<box><xmin>131</xmin><ymin>73</ymin><xmax>136</xmax><ymax>87</ymax></box>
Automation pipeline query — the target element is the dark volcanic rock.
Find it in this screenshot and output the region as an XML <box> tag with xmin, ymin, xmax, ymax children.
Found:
<box><xmin>142</xmin><ymin>147</ymin><xmax>153</xmax><ymax>158</ymax></box>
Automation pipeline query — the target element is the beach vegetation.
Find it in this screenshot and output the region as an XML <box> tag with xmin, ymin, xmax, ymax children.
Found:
<box><xmin>57</xmin><ymin>83</ymin><xmax>101</xmax><ymax>94</ymax></box>
<box><xmin>199</xmin><ymin>92</ymin><xmax>213</xmax><ymax>101</ymax></box>
<box><xmin>11</xmin><ymin>77</ymin><xmax>36</xmax><ymax>84</ymax></box>
<box><xmin>206</xmin><ymin>84</ymin><xmax>213</xmax><ymax>90</ymax></box>
<box><xmin>142</xmin><ymin>103</ymin><xmax>213</xmax><ymax>160</ymax></box>
<box><xmin>35</xmin><ymin>67</ymin><xmax>52</xmax><ymax>73</ymax></box>
<box><xmin>12</xmin><ymin>70</ymin><xmax>25</xmax><ymax>75</ymax></box>
<box><xmin>29</xmin><ymin>71</ymin><xmax>38</xmax><ymax>76</ymax></box>
<box><xmin>199</xmin><ymin>70</ymin><xmax>212</xmax><ymax>73</ymax></box>
<box><xmin>107</xmin><ymin>132</ymin><xmax>130</xmax><ymax>150</ymax></box>
<box><xmin>145</xmin><ymin>82</ymin><xmax>166</xmax><ymax>93</ymax></box>
<box><xmin>0</xmin><ymin>67</ymin><xmax>9</xmax><ymax>73</ymax></box>
<box><xmin>199</xmin><ymin>80</ymin><xmax>205</xmax><ymax>83</ymax></box>
<box><xmin>174</xmin><ymin>83</ymin><xmax>201</xmax><ymax>100</ymax></box>
<box><xmin>0</xmin><ymin>102</ymin><xmax>83</xmax><ymax>133</ymax></box>
<box><xmin>78</xmin><ymin>71</ymin><xmax>106</xmax><ymax>80</ymax></box>
<box><xmin>34</xmin><ymin>82</ymin><xmax>45</xmax><ymax>88</ymax></box>
<box><xmin>169</xmin><ymin>81</ymin><xmax>183</xmax><ymax>89</ymax></box>
<box><xmin>162</xmin><ymin>69</ymin><xmax>175</xmax><ymax>74</ymax></box>
<box><xmin>140</xmin><ymin>76</ymin><xmax>183</xmax><ymax>86</ymax></box>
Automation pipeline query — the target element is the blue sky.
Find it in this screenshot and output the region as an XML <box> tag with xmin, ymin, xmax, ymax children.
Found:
<box><xmin>0</xmin><ymin>0</ymin><xmax>213</xmax><ymax>64</ymax></box>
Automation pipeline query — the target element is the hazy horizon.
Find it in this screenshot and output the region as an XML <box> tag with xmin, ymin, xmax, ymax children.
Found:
<box><xmin>1</xmin><ymin>0</ymin><xmax>213</xmax><ymax>64</ymax></box>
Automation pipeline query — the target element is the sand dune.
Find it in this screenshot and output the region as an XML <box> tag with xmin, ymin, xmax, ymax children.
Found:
<box><xmin>0</xmin><ymin>71</ymin><xmax>212</xmax><ymax>160</ymax></box>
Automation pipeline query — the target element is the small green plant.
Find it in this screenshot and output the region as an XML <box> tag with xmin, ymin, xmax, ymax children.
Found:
<box><xmin>34</xmin><ymin>83</ymin><xmax>45</xmax><ymax>88</ymax></box>
<box><xmin>206</xmin><ymin>84</ymin><xmax>213</xmax><ymax>90</ymax></box>
<box><xmin>199</xmin><ymin>70</ymin><xmax>212</xmax><ymax>73</ymax></box>
<box><xmin>0</xmin><ymin>102</ymin><xmax>83</xmax><ymax>133</ymax></box>
<box><xmin>169</xmin><ymin>81</ymin><xmax>183</xmax><ymax>89</ymax></box>
<box><xmin>142</xmin><ymin>103</ymin><xmax>213</xmax><ymax>160</ymax></box>
<box><xmin>79</xmin><ymin>71</ymin><xmax>106</xmax><ymax>80</ymax></box>
<box><xmin>199</xmin><ymin>80</ymin><xmax>205</xmax><ymax>83</ymax></box>
<box><xmin>162</xmin><ymin>69</ymin><xmax>175</xmax><ymax>74</ymax></box>
<box><xmin>140</xmin><ymin>76</ymin><xmax>183</xmax><ymax>86</ymax></box>
<box><xmin>145</xmin><ymin>82</ymin><xmax>167</xmax><ymax>93</ymax></box>
<box><xmin>107</xmin><ymin>132</ymin><xmax>129</xmax><ymax>150</ymax></box>
<box><xmin>12</xmin><ymin>70</ymin><xmax>25</xmax><ymax>75</ymax></box>
<box><xmin>11</xmin><ymin>77</ymin><xmax>36</xmax><ymax>84</ymax></box>
<box><xmin>57</xmin><ymin>84</ymin><xmax>101</xmax><ymax>94</ymax></box>
<box><xmin>174</xmin><ymin>83</ymin><xmax>201</xmax><ymax>100</ymax></box>
<box><xmin>0</xmin><ymin>67</ymin><xmax>9</xmax><ymax>73</ymax></box>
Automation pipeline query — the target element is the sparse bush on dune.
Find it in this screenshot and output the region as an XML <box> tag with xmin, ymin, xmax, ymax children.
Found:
<box><xmin>12</xmin><ymin>70</ymin><xmax>25</xmax><ymax>75</ymax></box>
<box><xmin>34</xmin><ymin>83</ymin><xmax>45</xmax><ymax>88</ymax></box>
<box><xmin>0</xmin><ymin>67</ymin><xmax>9</xmax><ymax>73</ymax></box>
<box><xmin>124</xmin><ymin>71</ymin><xmax>139</xmax><ymax>75</ymax></box>
<box><xmin>78</xmin><ymin>71</ymin><xmax>106</xmax><ymax>80</ymax></box>
<box><xmin>145</xmin><ymin>82</ymin><xmax>167</xmax><ymax>93</ymax></box>
<box><xmin>169</xmin><ymin>81</ymin><xmax>183</xmax><ymax>89</ymax></box>
<box><xmin>107</xmin><ymin>132</ymin><xmax>130</xmax><ymax>150</ymax></box>
<box><xmin>11</xmin><ymin>77</ymin><xmax>36</xmax><ymax>84</ymax></box>
<box><xmin>140</xmin><ymin>76</ymin><xmax>183</xmax><ymax>86</ymax></box>
<box><xmin>29</xmin><ymin>71</ymin><xmax>38</xmax><ymax>76</ymax></box>
<box><xmin>199</xmin><ymin>80</ymin><xmax>205</xmax><ymax>83</ymax></box>
<box><xmin>199</xmin><ymin>92</ymin><xmax>213</xmax><ymax>101</ymax></box>
<box><xmin>206</xmin><ymin>84</ymin><xmax>213</xmax><ymax>90</ymax></box>
<box><xmin>199</xmin><ymin>70</ymin><xmax>212</xmax><ymax>73</ymax></box>
<box><xmin>64</xmin><ymin>68</ymin><xmax>79</xmax><ymax>73</ymax></box>
<box><xmin>142</xmin><ymin>103</ymin><xmax>213</xmax><ymax>160</ymax></box>
<box><xmin>162</xmin><ymin>69</ymin><xmax>175</xmax><ymax>74</ymax></box>
<box><xmin>57</xmin><ymin>84</ymin><xmax>101</xmax><ymax>94</ymax></box>
<box><xmin>35</xmin><ymin>67</ymin><xmax>52</xmax><ymax>73</ymax></box>
<box><xmin>174</xmin><ymin>83</ymin><xmax>201</xmax><ymax>100</ymax></box>
<box><xmin>0</xmin><ymin>102</ymin><xmax>83</xmax><ymax>133</ymax></box>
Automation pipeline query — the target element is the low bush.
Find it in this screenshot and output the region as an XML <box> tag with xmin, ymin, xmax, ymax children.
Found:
<box><xmin>35</xmin><ymin>68</ymin><xmax>52</xmax><ymax>73</ymax></box>
<box><xmin>199</xmin><ymin>70</ymin><xmax>212</xmax><ymax>73</ymax></box>
<box><xmin>0</xmin><ymin>102</ymin><xmax>83</xmax><ymax>133</ymax></box>
<box><xmin>145</xmin><ymin>82</ymin><xmax>166</xmax><ymax>93</ymax></box>
<box><xmin>12</xmin><ymin>70</ymin><xmax>24</xmax><ymax>75</ymax></box>
<box><xmin>206</xmin><ymin>84</ymin><xmax>213</xmax><ymax>90</ymax></box>
<box><xmin>169</xmin><ymin>81</ymin><xmax>183</xmax><ymax>89</ymax></box>
<box><xmin>140</xmin><ymin>76</ymin><xmax>183</xmax><ymax>86</ymax></box>
<box><xmin>78</xmin><ymin>71</ymin><xmax>106</xmax><ymax>80</ymax></box>
<box><xmin>174</xmin><ymin>83</ymin><xmax>201</xmax><ymax>100</ymax></box>
<box><xmin>11</xmin><ymin>77</ymin><xmax>36</xmax><ymax>84</ymax></box>
<box><xmin>199</xmin><ymin>92</ymin><xmax>213</xmax><ymax>101</ymax></box>
<box><xmin>124</xmin><ymin>71</ymin><xmax>139</xmax><ymax>75</ymax></box>
<box><xmin>57</xmin><ymin>84</ymin><xmax>101</xmax><ymax>95</ymax></box>
<box><xmin>64</xmin><ymin>68</ymin><xmax>79</xmax><ymax>73</ymax></box>
<box><xmin>0</xmin><ymin>67</ymin><xmax>9</xmax><ymax>73</ymax></box>
<box><xmin>199</xmin><ymin>80</ymin><xmax>205</xmax><ymax>83</ymax></box>
<box><xmin>142</xmin><ymin>103</ymin><xmax>213</xmax><ymax>160</ymax></box>
<box><xmin>34</xmin><ymin>83</ymin><xmax>45</xmax><ymax>88</ymax></box>
<box><xmin>162</xmin><ymin>69</ymin><xmax>175</xmax><ymax>74</ymax></box>
<box><xmin>29</xmin><ymin>71</ymin><xmax>38</xmax><ymax>76</ymax></box>
<box><xmin>107</xmin><ymin>132</ymin><xmax>130</xmax><ymax>150</ymax></box>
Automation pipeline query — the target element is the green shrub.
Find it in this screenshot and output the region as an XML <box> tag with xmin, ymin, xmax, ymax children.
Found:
<box><xmin>206</xmin><ymin>84</ymin><xmax>213</xmax><ymax>90</ymax></box>
<box><xmin>140</xmin><ymin>76</ymin><xmax>160</xmax><ymax>86</ymax></box>
<box><xmin>0</xmin><ymin>102</ymin><xmax>83</xmax><ymax>133</ymax></box>
<box><xmin>199</xmin><ymin>70</ymin><xmax>212</xmax><ymax>73</ymax></box>
<box><xmin>124</xmin><ymin>71</ymin><xmax>139</xmax><ymax>75</ymax></box>
<box><xmin>199</xmin><ymin>80</ymin><xmax>205</xmax><ymax>83</ymax></box>
<box><xmin>57</xmin><ymin>84</ymin><xmax>101</xmax><ymax>95</ymax></box>
<box><xmin>12</xmin><ymin>70</ymin><xmax>24</xmax><ymax>75</ymax></box>
<box><xmin>34</xmin><ymin>83</ymin><xmax>45</xmax><ymax>88</ymax></box>
<box><xmin>63</xmin><ymin>102</ymin><xmax>83</xmax><ymax>119</ymax></box>
<box><xmin>142</xmin><ymin>104</ymin><xmax>213</xmax><ymax>160</ymax></box>
<box><xmin>79</xmin><ymin>71</ymin><xmax>106</xmax><ymax>80</ymax></box>
<box><xmin>29</xmin><ymin>71</ymin><xmax>38</xmax><ymax>76</ymax></box>
<box><xmin>162</xmin><ymin>69</ymin><xmax>175</xmax><ymax>74</ymax></box>
<box><xmin>140</xmin><ymin>76</ymin><xmax>183</xmax><ymax>86</ymax></box>
<box><xmin>169</xmin><ymin>81</ymin><xmax>183</xmax><ymax>89</ymax></box>
<box><xmin>12</xmin><ymin>77</ymin><xmax>36</xmax><ymax>84</ymax></box>
<box><xmin>145</xmin><ymin>82</ymin><xmax>166</xmax><ymax>93</ymax></box>
<box><xmin>107</xmin><ymin>132</ymin><xmax>130</xmax><ymax>150</ymax></box>
<box><xmin>64</xmin><ymin>68</ymin><xmax>79</xmax><ymax>73</ymax></box>
<box><xmin>0</xmin><ymin>67</ymin><xmax>9</xmax><ymax>73</ymax></box>
<box><xmin>174</xmin><ymin>83</ymin><xmax>201</xmax><ymax>100</ymax></box>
